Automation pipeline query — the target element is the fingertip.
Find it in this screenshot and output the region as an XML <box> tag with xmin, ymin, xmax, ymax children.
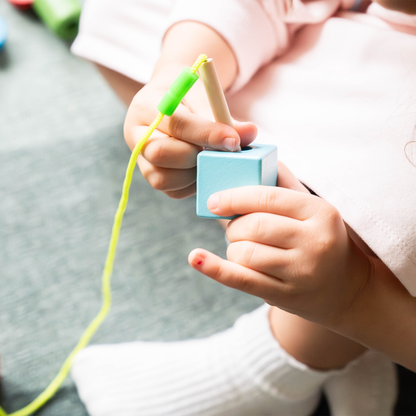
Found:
<box><xmin>188</xmin><ymin>249</ymin><xmax>207</xmax><ymax>269</ymax></box>
<box><xmin>207</xmin><ymin>193</ymin><xmax>219</xmax><ymax>212</ymax></box>
<box><xmin>234</xmin><ymin>121</ymin><xmax>258</xmax><ymax>147</ymax></box>
<box><xmin>222</xmin><ymin>137</ymin><xmax>240</xmax><ymax>152</ymax></box>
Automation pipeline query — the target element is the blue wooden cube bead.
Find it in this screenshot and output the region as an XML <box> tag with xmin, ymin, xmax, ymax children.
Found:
<box><xmin>196</xmin><ymin>143</ymin><xmax>278</xmax><ymax>219</ymax></box>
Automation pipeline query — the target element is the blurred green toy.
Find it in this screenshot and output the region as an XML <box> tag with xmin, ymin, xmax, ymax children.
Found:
<box><xmin>33</xmin><ymin>0</ymin><xmax>81</xmax><ymax>40</ymax></box>
<box><xmin>7</xmin><ymin>0</ymin><xmax>81</xmax><ymax>40</ymax></box>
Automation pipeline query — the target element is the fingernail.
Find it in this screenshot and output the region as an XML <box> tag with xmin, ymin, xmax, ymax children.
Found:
<box><xmin>194</xmin><ymin>255</ymin><xmax>205</xmax><ymax>268</ymax></box>
<box><xmin>222</xmin><ymin>137</ymin><xmax>239</xmax><ymax>152</ymax></box>
<box><xmin>207</xmin><ymin>193</ymin><xmax>219</xmax><ymax>211</ymax></box>
<box><xmin>189</xmin><ymin>250</ymin><xmax>206</xmax><ymax>268</ymax></box>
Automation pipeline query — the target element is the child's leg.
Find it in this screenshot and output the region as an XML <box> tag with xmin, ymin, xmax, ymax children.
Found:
<box><xmin>269</xmin><ymin>307</ymin><xmax>366</xmax><ymax>370</ymax></box>
<box><xmin>71</xmin><ymin>304</ymin><xmax>397</xmax><ymax>416</ymax></box>
<box><xmin>72</xmin><ymin>305</ymin><xmax>329</xmax><ymax>416</ymax></box>
<box><xmin>270</xmin><ymin>307</ymin><xmax>397</xmax><ymax>415</ymax></box>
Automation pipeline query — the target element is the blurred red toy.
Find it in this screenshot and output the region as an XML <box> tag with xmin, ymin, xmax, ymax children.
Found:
<box><xmin>7</xmin><ymin>0</ymin><xmax>34</xmax><ymax>10</ymax></box>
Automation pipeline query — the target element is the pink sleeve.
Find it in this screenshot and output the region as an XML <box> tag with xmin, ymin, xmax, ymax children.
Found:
<box><xmin>167</xmin><ymin>0</ymin><xmax>355</xmax><ymax>91</ymax></box>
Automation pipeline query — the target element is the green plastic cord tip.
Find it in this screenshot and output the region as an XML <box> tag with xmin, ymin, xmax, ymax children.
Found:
<box><xmin>157</xmin><ymin>68</ymin><xmax>199</xmax><ymax>116</ymax></box>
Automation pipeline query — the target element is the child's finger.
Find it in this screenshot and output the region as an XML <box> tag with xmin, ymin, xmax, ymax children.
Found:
<box><xmin>164</xmin><ymin>183</ymin><xmax>197</xmax><ymax>199</ymax></box>
<box><xmin>158</xmin><ymin>101</ymin><xmax>257</xmax><ymax>151</ymax></box>
<box><xmin>126</xmin><ymin>84</ymin><xmax>257</xmax><ymax>152</ymax></box>
<box><xmin>140</xmin><ymin>135</ymin><xmax>200</xmax><ymax>169</ymax></box>
<box><xmin>233</xmin><ymin>120</ymin><xmax>258</xmax><ymax>148</ymax></box>
<box><xmin>129</xmin><ymin>104</ymin><xmax>242</xmax><ymax>152</ymax></box>
<box><xmin>188</xmin><ymin>248</ymin><xmax>286</xmax><ymax>299</ymax></box>
<box><xmin>165</xmin><ymin>106</ymin><xmax>242</xmax><ymax>151</ymax></box>
<box><xmin>125</xmin><ymin>125</ymin><xmax>169</xmax><ymax>152</ymax></box>
<box><xmin>208</xmin><ymin>186</ymin><xmax>320</xmax><ymax>221</ymax></box>
<box><xmin>227</xmin><ymin>212</ymin><xmax>301</xmax><ymax>249</ymax></box>
<box><xmin>137</xmin><ymin>155</ymin><xmax>196</xmax><ymax>192</ymax></box>
<box><xmin>226</xmin><ymin>241</ymin><xmax>293</xmax><ymax>278</ymax></box>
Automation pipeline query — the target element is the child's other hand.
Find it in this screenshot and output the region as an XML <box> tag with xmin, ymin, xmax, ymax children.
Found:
<box><xmin>188</xmin><ymin>162</ymin><xmax>372</xmax><ymax>326</ymax></box>
<box><xmin>124</xmin><ymin>78</ymin><xmax>257</xmax><ymax>199</ymax></box>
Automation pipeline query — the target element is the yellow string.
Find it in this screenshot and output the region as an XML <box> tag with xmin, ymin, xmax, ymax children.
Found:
<box><xmin>0</xmin><ymin>113</ymin><xmax>164</xmax><ymax>416</ymax></box>
<box><xmin>0</xmin><ymin>54</ymin><xmax>207</xmax><ymax>416</ymax></box>
<box><xmin>191</xmin><ymin>54</ymin><xmax>208</xmax><ymax>73</ymax></box>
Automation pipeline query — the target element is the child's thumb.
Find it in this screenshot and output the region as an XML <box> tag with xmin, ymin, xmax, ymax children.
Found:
<box><xmin>232</xmin><ymin>120</ymin><xmax>258</xmax><ymax>147</ymax></box>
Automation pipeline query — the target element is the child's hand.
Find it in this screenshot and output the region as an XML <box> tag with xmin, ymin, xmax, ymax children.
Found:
<box><xmin>124</xmin><ymin>77</ymin><xmax>257</xmax><ymax>199</ymax></box>
<box><xmin>188</xmin><ymin>162</ymin><xmax>372</xmax><ymax>327</ymax></box>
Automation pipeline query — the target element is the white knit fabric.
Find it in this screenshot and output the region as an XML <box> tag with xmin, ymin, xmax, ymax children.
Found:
<box><xmin>71</xmin><ymin>305</ymin><xmax>332</xmax><ymax>416</ymax></box>
<box><xmin>323</xmin><ymin>350</ymin><xmax>398</xmax><ymax>416</ymax></box>
<box><xmin>71</xmin><ymin>305</ymin><xmax>398</xmax><ymax>416</ymax></box>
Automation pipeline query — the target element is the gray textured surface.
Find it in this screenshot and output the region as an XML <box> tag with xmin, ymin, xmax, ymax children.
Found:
<box><xmin>0</xmin><ymin>3</ymin><xmax>261</xmax><ymax>415</ymax></box>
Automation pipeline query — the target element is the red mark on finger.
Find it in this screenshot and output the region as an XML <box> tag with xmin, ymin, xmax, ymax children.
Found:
<box><xmin>189</xmin><ymin>250</ymin><xmax>206</xmax><ymax>269</ymax></box>
<box><xmin>194</xmin><ymin>255</ymin><xmax>205</xmax><ymax>268</ymax></box>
